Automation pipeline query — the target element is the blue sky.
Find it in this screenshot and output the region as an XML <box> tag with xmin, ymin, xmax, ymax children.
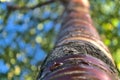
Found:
<box><xmin>0</xmin><ymin>2</ymin><xmax>57</xmax><ymax>76</ymax></box>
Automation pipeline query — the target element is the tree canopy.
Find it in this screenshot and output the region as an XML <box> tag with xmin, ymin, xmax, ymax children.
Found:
<box><xmin>0</xmin><ymin>0</ymin><xmax>120</xmax><ymax>79</ymax></box>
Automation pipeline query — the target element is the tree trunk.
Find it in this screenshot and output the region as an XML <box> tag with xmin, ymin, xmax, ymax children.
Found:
<box><xmin>37</xmin><ymin>0</ymin><xmax>119</xmax><ymax>80</ymax></box>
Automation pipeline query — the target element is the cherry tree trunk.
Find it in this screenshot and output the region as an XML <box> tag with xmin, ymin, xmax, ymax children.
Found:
<box><xmin>37</xmin><ymin>0</ymin><xmax>119</xmax><ymax>80</ymax></box>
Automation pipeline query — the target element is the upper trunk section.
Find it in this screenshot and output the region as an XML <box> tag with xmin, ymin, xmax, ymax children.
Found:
<box><xmin>56</xmin><ymin>0</ymin><xmax>114</xmax><ymax>64</ymax></box>
<box><xmin>38</xmin><ymin>0</ymin><xmax>119</xmax><ymax>80</ymax></box>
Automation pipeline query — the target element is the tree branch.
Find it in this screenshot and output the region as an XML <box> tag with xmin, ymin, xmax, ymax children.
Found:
<box><xmin>7</xmin><ymin>0</ymin><xmax>56</xmax><ymax>10</ymax></box>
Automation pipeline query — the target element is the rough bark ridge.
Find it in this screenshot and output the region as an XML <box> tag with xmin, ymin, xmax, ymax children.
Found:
<box><xmin>37</xmin><ymin>0</ymin><xmax>119</xmax><ymax>80</ymax></box>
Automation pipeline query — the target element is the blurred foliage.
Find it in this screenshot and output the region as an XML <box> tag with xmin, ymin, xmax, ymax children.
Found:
<box><xmin>90</xmin><ymin>0</ymin><xmax>120</xmax><ymax>74</ymax></box>
<box><xmin>0</xmin><ymin>0</ymin><xmax>120</xmax><ymax>79</ymax></box>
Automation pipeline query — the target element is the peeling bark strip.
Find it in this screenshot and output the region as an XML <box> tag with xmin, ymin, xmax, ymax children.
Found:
<box><xmin>37</xmin><ymin>0</ymin><xmax>119</xmax><ymax>80</ymax></box>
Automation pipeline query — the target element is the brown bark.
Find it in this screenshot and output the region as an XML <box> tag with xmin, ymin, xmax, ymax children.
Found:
<box><xmin>37</xmin><ymin>0</ymin><xmax>119</xmax><ymax>80</ymax></box>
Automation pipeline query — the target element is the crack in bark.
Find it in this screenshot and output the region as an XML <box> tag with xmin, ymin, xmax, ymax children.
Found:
<box><xmin>45</xmin><ymin>41</ymin><xmax>117</xmax><ymax>74</ymax></box>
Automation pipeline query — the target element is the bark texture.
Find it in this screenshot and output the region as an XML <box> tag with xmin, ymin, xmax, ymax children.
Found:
<box><xmin>37</xmin><ymin>0</ymin><xmax>119</xmax><ymax>80</ymax></box>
